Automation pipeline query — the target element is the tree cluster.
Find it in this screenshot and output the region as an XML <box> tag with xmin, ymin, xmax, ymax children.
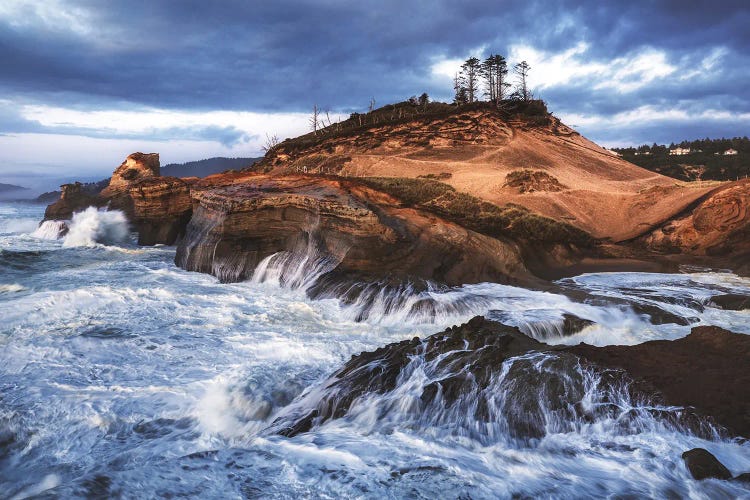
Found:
<box><xmin>453</xmin><ymin>54</ymin><xmax>532</xmax><ymax>105</ymax></box>
<box><xmin>614</xmin><ymin>137</ymin><xmax>750</xmax><ymax>182</ymax></box>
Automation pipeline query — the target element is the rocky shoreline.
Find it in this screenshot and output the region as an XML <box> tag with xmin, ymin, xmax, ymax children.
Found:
<box><xmin>36</xmin><ymin>112</ymin><xmax>750</xmax><ymax>489</ymax></box>
<box><xmin>269</xmin><ymin>317</ymin><xmax>749</xmax><ymax>441</ymax></box>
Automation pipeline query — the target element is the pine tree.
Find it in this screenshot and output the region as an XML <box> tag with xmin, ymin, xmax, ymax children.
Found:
<box><xmin>514</xmin><ymin>61</ymin><xmax>531</xmax><ymax>101</ymax></box>
<box><xmin>459</xmin><ymin>57</ymin><xmax>481</xmax><ymax>103</ymax></box>
<box><xmin>481</xmin><ymin>54</ymin><xmax>510</xmax><ymax>103</ymax></box>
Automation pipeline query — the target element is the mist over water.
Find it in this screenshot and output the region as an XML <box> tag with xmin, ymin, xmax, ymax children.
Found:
<box><xmin>1</xmin><ymin>202</ymin><xmax>749</xmax><ymax>498</ymax></box>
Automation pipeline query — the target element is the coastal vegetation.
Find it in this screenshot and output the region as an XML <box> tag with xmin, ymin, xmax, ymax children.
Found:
<box><xmin>614</xmin><ymin>137</ymin><xmax>750</xmax><ymax>181</ymax></box>
<box><xmin>359</xmin><ymin>176</ymin><xmax>593</xmax><ymax>246</ymax></box>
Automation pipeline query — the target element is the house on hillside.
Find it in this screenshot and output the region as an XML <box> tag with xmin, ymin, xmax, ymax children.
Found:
<box><xmin>669</xmin><ymin>147</ymin><xmax>692</xmax><ymax>155</ymax></box>
<box><xmin>723</xmin><ymin>148</ymin><xmax>738</xmax><ymax>155</ymax></box>
<box><xmin>634</xmin><ymin>151</ymin><xmax>652</xmax><ymax>156</ymax></box>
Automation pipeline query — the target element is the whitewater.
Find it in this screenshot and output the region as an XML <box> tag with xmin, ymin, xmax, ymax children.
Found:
<box><xmin>1</xmin><ymin>201</ymin><xmax>749</xmax><ymax>499</ymax></box>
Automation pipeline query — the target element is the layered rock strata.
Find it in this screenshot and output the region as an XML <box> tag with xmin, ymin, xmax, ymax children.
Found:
<box><xmin>175</xmin><ymin>175</ymin><xmax>536</xmax><ymax>287</ymax></box>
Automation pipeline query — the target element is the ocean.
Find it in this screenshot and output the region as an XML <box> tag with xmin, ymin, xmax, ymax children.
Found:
<box><xmin>1</xmin><ymin>201</ymin><xmax>749</xmax><ymax>498</ymax></box>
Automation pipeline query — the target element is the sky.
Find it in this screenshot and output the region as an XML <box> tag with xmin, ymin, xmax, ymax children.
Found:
<box><xmin>1</xmin><ymin>0</ymin><xmax>749</xmax><ymax>189</ymax></box>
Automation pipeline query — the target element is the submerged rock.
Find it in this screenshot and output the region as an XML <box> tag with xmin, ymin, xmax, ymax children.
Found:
<box><xmin>682</xmin><ymin>448</ymin><xmax>732</xmax><ymax>480</ymax></box>
<box><xmin>561</xmin><ymin>313</ymin><xmax>595</xmax><ymax>335</ymax></box>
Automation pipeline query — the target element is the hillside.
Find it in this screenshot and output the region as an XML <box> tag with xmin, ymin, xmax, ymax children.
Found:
<box><xmin>257</xmin><ymin>101</ymin><xmax>715</xmax><ymax>241</ymax></box>
<box><xmin>0</xmin><ymin>183</ymin><xmax>28</xmax><ymax>194</ymax></box>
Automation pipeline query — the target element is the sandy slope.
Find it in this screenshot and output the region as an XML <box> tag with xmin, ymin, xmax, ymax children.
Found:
<box><xmin>267</xmin><ymin>110</ymin><xmax>718</xmax><ymax>241</ymax></box>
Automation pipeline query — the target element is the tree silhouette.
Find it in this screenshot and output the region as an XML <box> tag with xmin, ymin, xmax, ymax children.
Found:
<box><xmin>514</xmin><ymin>61</ymin><xmax>531</xmax><ymax>101</ymax></box>
<box><xmin>460</xmin><ymin>57</ymin><xmax>481</xmax><ymax>103</ymax></box>
<box><xmin>309</xmin><ymin>104</ymin><xmax>320</xmax><ymax>135</ymax></box>
<box><xmin>481</xmin><ymin>54</ymin><xmax>510</xmax><ymax>103</ymax></box>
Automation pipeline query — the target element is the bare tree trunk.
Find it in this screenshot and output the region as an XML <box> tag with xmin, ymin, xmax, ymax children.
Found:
<box><xmin>309</xmin><ymin>104</ymin><xmax>320</xmax><ymax>135</ymax></box>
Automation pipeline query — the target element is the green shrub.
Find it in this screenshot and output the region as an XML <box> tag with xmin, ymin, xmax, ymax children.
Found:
<box><xmin>360</xmin><ymin>177</ymin><xmax>593</xmax><ymax>246</ymax></box>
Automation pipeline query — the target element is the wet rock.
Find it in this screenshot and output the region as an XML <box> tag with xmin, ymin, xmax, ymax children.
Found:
<box><xmin>273</xmin><ymin>317</ymin><xmax>549</xmax><ymax>437</ymax></box>
<box><xmin>272</xmin><ymin>318</ymin><xmax>750</xmax><ymax>443</ymax></box>
<box><xmin>681</xmin><ymin>448</ymin><xmax>732</xmax><ymax>480</ymax></box>
<box><xmin>561</xmin><ymin>313</ymin><xmax>595</xmax><ymax>335</ymax></box>
<box><xmin>43</xmin><ymin>182</ymin><xmax>103</xmax><ymax>221</ymax></box>
<box><xmin>629</xmin><ymin>302</ymin><xmax>693</xmax><ymax>326</ymax></box>
<box><xmin>734</xmin><ymin>472</ymin><xmax>750</xmax><ymax>483</ymax></box>
<box><xmin>569</xmin><ymin>326</ymin><xmax>750</xmax><ymax>438</ymax></box>
<box><xmin>709</xmin><ymin>293</ymin><xmax>750</xmax><ymax>311</ymax></box>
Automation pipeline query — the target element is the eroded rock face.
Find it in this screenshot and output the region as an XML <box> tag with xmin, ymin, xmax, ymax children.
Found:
<box><xmin>175</xmin><ymin>174</ymin><xmax>535</xmax><ymax>288</ymax></box>
<box><xmin>128</xmin><ymin>177</ymin><xmax>194</xmax><ymax>245</ymax></box>
<box><xmin>103</xmin><ymin>152</ymin><xmax>160</xmax><ymax>194</ymax></box>
<box><xmin>43</xmin><ymin>182</ymin><xmax>102</xmax><ymax>221</ymax></box>
<box><xmin>643</xmin><ymin>180</ymin><xmax>750</xmax><ymax>269</ymax></box>
<box><xmin>42</xmin><ymin>152</ymin><xmax>193</xmax><ymax>245</ymax></box>
<box><xmin>569</xmin><ymin>326</ymin><xmax>750</xmax><ymax>438</ymax></box>
<box><xmin>682</xmin><ymin>448</ymin><xmax>732</xmax><ymax>480</ymax></box>
<box><xmin>271</xmin><ymin>317</ymin><xmax>562</xmax><ymax>439</ymax></box>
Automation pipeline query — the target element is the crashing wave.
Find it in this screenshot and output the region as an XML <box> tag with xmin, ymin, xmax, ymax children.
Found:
<box><xmin>31</xmin><ymin>220</ymin><xmax>69</xmax><ymax>240</ymax></box>
<box><xmin>62</xmin><ymin>207</ymin><xmax>130</xmax><ymax>247</ymax></box>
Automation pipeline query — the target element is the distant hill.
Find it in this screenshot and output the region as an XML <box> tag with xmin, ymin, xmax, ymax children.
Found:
<box><xmin>613</xmin><ymin>137</ymin><xmax>749</xmax><ymax>181</ymax></box>
<box><xmin>0</xmin><ymin>183</ymin><xmax>29</xmax><ymax>194</ymax></box>
<box><xmin>161</xmin><ymin>157</ymin><xmax>261</xmax><ymax>178</ymax></box>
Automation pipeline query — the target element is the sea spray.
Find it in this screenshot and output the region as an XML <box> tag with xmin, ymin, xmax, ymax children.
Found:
<box><xmin>31</xmin><ymin>220</ymin><xmax>69</xmax><ymax>240</ymax></box>
<box><xmin>62</xmin><ymin>207</ymin><xmax>130</xmax><ymax>247</ymax></box>
<box><xmin>1</xmin><ymin>201</ymin><xmax>749</xmax><ymax>498</ymax></box>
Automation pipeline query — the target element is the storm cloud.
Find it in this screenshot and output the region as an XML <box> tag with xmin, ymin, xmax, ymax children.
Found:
<box><xmin>1</xmin><ymin>0</ymin><xmax>749</xmax><ymax>181</ymax></box>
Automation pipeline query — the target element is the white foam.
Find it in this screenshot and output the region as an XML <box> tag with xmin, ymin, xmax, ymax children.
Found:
<box><xmin>62</xmin><ymin>207</ymin><xmax>130</xmax><ymax>247</ymax></box>
<box><xmin>31</xmin><ymin>220</ymin><xmax>68</xmax><ymax>240</ymax></box>
<box><xmin>0</xmin><ymin>217</ymin><xmax>41</xmax><ymax>235</ymax></box>
<box><xmin>0</xmin><ymin>283</ymin><xmax>26</xmax><ymax>293</ymax></box>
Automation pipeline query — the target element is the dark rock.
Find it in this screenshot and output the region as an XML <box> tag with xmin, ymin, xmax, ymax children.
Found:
<box><xmin>271</xmin><ymin>318</ymin><xmax>750</xmax><ymax>444</ymax></box>
<box><xmin>569</xmin><ymin>326</ymin><xmax>750</xmax><ymax>438</ymax></box>
<box><xmin>43</xmin><ymin>182</ymin><xmax>103</xmax><ymax>221</ymax></box>
<box><xmin>561</xmin><ymin>313</ymin><xmax>595</xmax><ymax>335</ymax></box>
<box><xmin>272</xmin><ymin>317</ymin><xmax>552</xmax><ymax>438</ymax></box>
<box><xmin>709</xmin><ymin>293</ymin><xmax>750</xmax><ymax>311</ymax></box>
<box><xmin>733</xmin><ymin>472</ymin><xmax>750</xmax><ymax>483</ymax></box>
<box><xmin>681</xmin><ymin>448</ymin><xmax>732</xmax><ymax>480</ymax></box>
<box><xmin>629</xmin><ymin>302</ymin><xmax>693</xmax><ymax>326</ymax></box>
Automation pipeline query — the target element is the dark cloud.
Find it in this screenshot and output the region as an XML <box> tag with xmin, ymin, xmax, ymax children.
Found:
<box><xmin>0</xmin><ymin>0</ymin><xmax>748</xmax><ymax>144</ymax></box>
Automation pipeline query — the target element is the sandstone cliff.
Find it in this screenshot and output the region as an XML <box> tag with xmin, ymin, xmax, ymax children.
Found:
<box><xmin>41</xmin><ymin>103</ymin><xmax>750</xmax><ymax>280</ymax></box>
<box><xmin>175</xmin><ymin>174</ymin><xmax>539</xmax><ymax>289</ymax></box>
<box><xmin>43</xmin><ymin>152</ymin><xmax>193</xmax><ymax>245</ymax></box>
<box><xmin>102</xmin><ymin>152</ymin><xmax>160</xmax><ymax>195</ymax></box>
<box><xmin>641</xmin><ymin>179</ymin><xmax>750</xmax><ymax>272</ymax></box>
<box><xmin>43</xmin><ymin>182</ymin><xmax>102</xmax><ymax>221</ymax></box>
